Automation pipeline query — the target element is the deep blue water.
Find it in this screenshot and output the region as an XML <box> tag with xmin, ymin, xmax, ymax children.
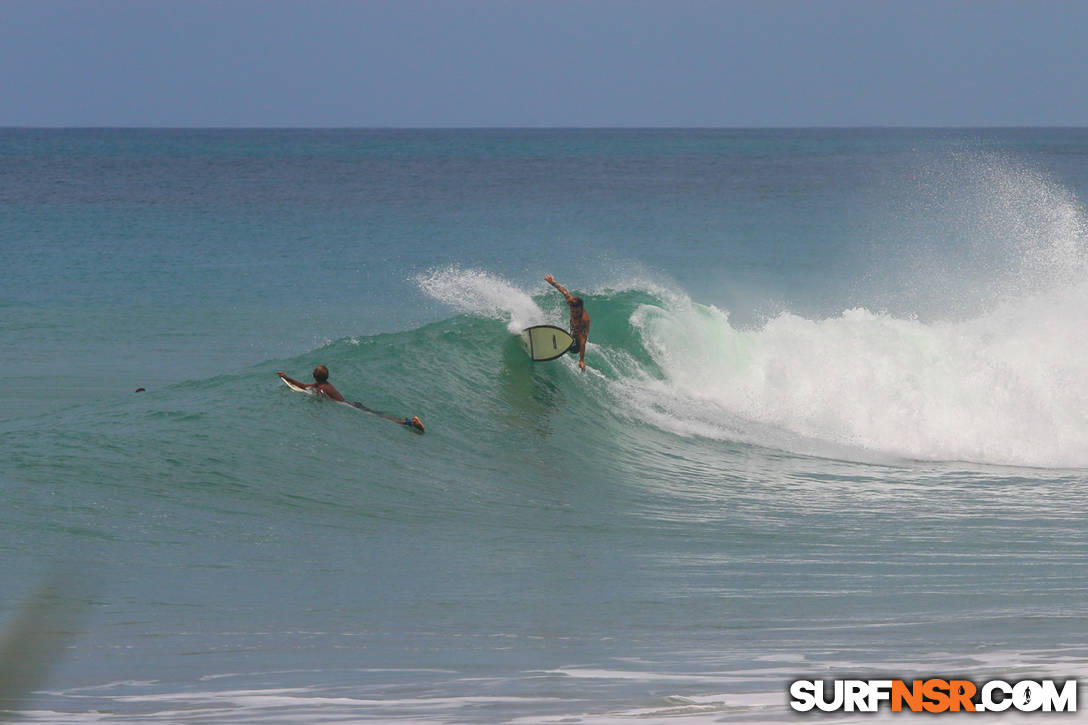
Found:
<box><xmin>3</xmin><ymin>129</ymin><xmax>1088</xmax><ymax>723</ymax></box>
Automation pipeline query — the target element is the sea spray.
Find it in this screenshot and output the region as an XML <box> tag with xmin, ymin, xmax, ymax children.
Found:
<box><xmin>612</xmin><ymin>154</ymin><xmax>1088</xmax><ymax>466</ymax></box>
<box><xmin>861</xmin><ymin>151</ymin><xmax>1088</xmax><ymax>320</ymax></box>
<box><xmin>416</xmin><ymin>266</ymin><xmax>547</xmax><ymax>333</ymax></box>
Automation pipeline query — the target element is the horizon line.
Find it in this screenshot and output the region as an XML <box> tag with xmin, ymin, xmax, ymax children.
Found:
<box><xmin>3</xmin><ymin>124</ymin><xmax>1088</xmax><ymax>131</ymax></box>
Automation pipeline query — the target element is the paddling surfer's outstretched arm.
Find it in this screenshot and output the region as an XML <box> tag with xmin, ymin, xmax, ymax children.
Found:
<box><xmin>277</xmin><ymin>367</ymin><xmax>347</xmax><ymax>402</ymax></box>
<box><xmin>276</xmin><ymin>371</ymin><xmax>308</xmax><ymax>388</ymax></box>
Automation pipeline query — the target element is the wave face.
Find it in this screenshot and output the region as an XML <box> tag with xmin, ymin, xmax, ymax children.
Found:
<box><xmin>417</xmin><ymin>261</ymin><xmax>1088</xmax><ymax>468</ymax></box>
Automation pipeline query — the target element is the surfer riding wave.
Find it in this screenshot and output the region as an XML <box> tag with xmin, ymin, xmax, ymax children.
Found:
<box><xmin>545</xmin><ymin>274</ymin><xmax>590</xmax><ymax>370</ymax></box>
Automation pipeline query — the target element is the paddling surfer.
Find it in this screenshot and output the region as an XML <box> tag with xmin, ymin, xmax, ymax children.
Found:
<box><xmin>544</xmin><ymin>274</ymin><xmax>590</xmax><ymax>370</ymax></box>
<box><xmin>277</xmin><ymin>366</ymin><xmax>425</xmax><ymax>432</ymax></box>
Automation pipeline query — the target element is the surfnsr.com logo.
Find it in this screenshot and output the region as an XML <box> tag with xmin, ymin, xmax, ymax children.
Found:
<box><xmin>789</xmin><ymin>679</ymin><xmax>1077</xmax><ymax>713</ymax></box>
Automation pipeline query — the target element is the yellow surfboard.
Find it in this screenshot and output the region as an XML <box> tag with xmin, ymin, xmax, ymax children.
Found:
<box><xmin>518</xmin><ymin>325</ymin><xmax>575</xmax><ymax>361</ymax></box>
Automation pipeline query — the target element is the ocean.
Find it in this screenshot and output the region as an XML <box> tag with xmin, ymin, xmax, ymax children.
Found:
<box><xmin>3</xmin><ymin>128</ymin><xmax>1088</xmax><ymax>723</ymax></box>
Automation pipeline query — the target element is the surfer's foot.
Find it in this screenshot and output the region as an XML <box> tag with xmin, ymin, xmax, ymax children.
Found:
<box><xmin>407</xmin><ymin>416</ymin><xmax>425</xmax><ymax>433</ymax></box>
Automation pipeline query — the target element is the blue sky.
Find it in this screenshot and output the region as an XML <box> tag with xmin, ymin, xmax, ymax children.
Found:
<box><xmin>2</xmin><ymin>0</ymin><xmax>1085</xmax><ymax>127</ymax></box>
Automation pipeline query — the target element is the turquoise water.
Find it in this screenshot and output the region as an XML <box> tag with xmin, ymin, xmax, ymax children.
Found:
<box><xmin>3</xmin><ymin>129</ymin><xmax>1088</xmax><ymax>722</ymax></box>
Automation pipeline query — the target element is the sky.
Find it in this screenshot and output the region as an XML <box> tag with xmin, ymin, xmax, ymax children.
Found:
<box><xmin>1</xmin><ymin>0</ymin><xmax>1086</xmax><ymax>127</ymax></box>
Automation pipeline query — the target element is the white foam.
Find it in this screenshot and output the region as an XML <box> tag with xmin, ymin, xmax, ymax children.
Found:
<box><xmin>618</xmin><ymin>276</ymin><xmax>1088</xmax><ymax>468</ymax></box>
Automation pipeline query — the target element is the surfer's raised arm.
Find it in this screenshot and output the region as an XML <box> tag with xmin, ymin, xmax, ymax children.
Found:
<box><xmin>544</xmin><ymin>273</ymin><xmax>575</xmax><ymax>303</ymax></box>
